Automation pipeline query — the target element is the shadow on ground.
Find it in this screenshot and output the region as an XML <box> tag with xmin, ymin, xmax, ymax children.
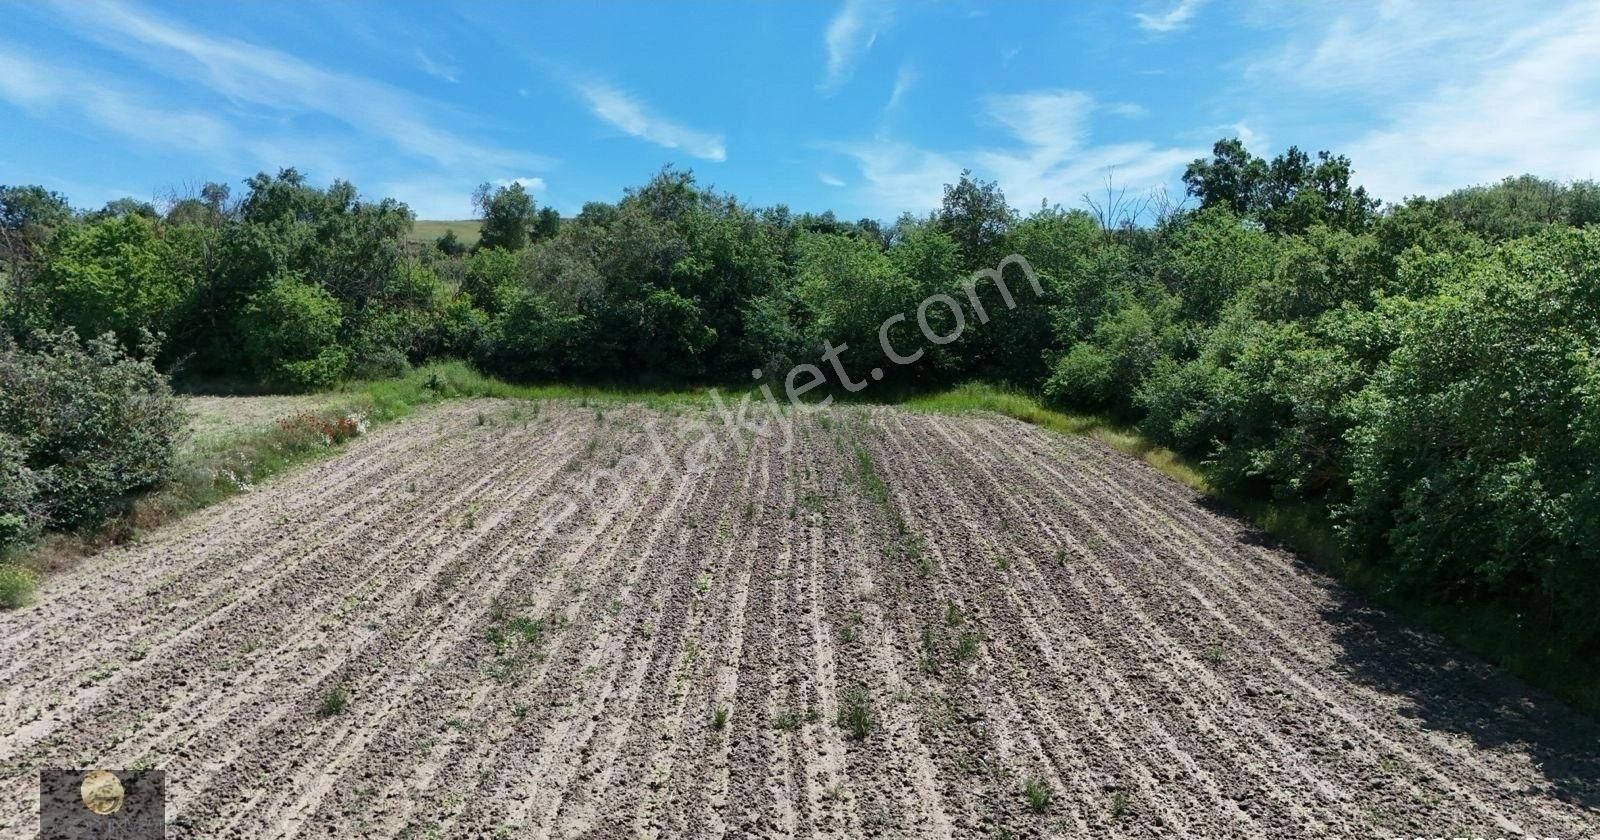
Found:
<box><xmin>1206</xmin><ymin>498</ymin><xmax>1600</xmax><ymax>812</ymax></box>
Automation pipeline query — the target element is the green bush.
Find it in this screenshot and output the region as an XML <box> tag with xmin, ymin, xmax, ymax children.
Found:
<box><xmin>0</xmin><ymin>330</ymin><xmax>183</xmax><ymax>533</ymax></box>
<box><xmin>0</xmin><ymin>432</ymin><xmax>40</xmax><ymax>549</ymax></box>
<box><xmin>1341</xmin><ymin>228</ymin><xmax>1600</xmax><ymax>637</ymax></box>
<box><xmin>239</xmin><ymin>273</ymin><xmax>347</xmax><ymax>391</ymax></box>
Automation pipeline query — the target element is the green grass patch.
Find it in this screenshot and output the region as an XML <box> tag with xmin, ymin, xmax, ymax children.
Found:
<box><xmin>407</xmin><ymin>219</ymin><xmax>482</xmax><ymax>247</ymax></box>
<box><xmin>0</xmin><ymin>564</ymin><xmax>37</xmax><ymax>609</ymax></box>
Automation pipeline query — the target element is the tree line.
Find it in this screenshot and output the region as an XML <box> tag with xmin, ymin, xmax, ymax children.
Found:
<box><xmin>3</xmin><ymin>139</ymin><xmax>1600</xmax><ymax>656</ymax></box>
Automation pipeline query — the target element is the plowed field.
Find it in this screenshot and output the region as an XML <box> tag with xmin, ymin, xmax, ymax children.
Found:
<box><xmin>3</xmin><ymin>400</ymin><xmax>1597</xmax><ymax>838</ymax></box>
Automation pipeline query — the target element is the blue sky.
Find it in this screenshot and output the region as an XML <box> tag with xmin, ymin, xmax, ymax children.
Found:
<box><xmin>3</xmin><ymin>0</ymin><xmax>1599</xmax><ymax>220</ymax></box>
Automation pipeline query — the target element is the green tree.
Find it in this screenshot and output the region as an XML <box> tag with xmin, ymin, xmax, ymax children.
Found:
<box><xmin>1184</xmin><ymin>138</ymin><xmax>1378</xmax><ymax>234</ymax></box>
<box><xmin>936</xmin><ymin>171</ymin><xmax>1016</xmax><ymax>268</ymax></box>
<box><xmin>239</xmin><ymin>273</ymin><xmax>347</xmax><ymax>391</ymax></box>
<box><xmin>474</xmin><ymin>182</ymin><xmax>537</xmax><ymax>251</ymax></box>
<box><xmin>37</xmin><ymin>214</ymin><xmax>190</xmax><ymax>348</ymax></box>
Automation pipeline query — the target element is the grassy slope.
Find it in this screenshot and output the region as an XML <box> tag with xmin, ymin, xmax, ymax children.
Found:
<box><xmin>409</xmin><ymin>219</ymin><xmax>482</xmax><ymax>247</ymax></box>
<box><xmin>904</xmin><ymin>382</ymin><xmax>1599</xmax><ymax>717</ymax></box>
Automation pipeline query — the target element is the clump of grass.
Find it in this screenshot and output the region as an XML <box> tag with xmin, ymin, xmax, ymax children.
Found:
<box><xmin>317</xmin><ymin>685</ymin><xmax>350</xmax><ymax>718</ymax></box>
<box><xmin>0</xmin><ymin>565</ymin><xmax>37</xmax><ymax>609</ymax></box>
<box><xmin>1022</xmin><ymin>777</ymin><xmax>1052</xmax><ymax>813</ymax></box>
<box><xmin>712</xmin><ymin>707</ymin><xmax>729</xmax><ymax>731</ymax></box>
<box><xmin>918</xmin><ymin>627</ymin><xmax>942</xmax><ymax>675</ymax></box>
<box><xmin>1202</xmin><ymin>644</ymin><xmax>1228</xmax><ymax>665</ymax></box>
<box><xmin>953</xmin><ymin>632</ymin><xmax>982</xmax><ymax>663</ymax></box>
<box><xmin>945</xmin><ymin>602</ymin><xmax>964</xmax><ymax>627</ymax></box>
<box><xmin>1110</xmin><ymin>791</ymin><xmax>1131</xmax><ymax>819</ymax></box>
<box><xmin>837</xmin><ymin>686</ymin><xmax>874</xmax><ymax>740</ymax></box>
<box><xmin>772</xmin><ymin>710</ymin><xmax>799</xmax><ymax>732</ymax></box>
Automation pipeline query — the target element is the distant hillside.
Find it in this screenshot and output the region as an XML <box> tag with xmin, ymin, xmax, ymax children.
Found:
<box><xmin>409</xmin><ymin>219</ymin><xmax>481</xmax><ymax>247</ymax></box>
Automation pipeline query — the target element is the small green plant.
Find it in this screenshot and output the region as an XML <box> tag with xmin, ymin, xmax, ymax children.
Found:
<box><xmin>772</xmin><ymin>711</ymin><xmax>798</xmax><ymax>731</ymax></box>
<box><xmin>1110</xmin><ymin>791</ymin><xmax>1131</xmax><ymax>819</ymax></box>
<box><xmin>317</xmin><ymin>685</ymin><xmax>350</xmax><ymax>718</ymax></box>
<box><xmin>993</xmin><ymin>557</ymin><xmax>1010</xmax><ymax>572</ymax></box>
<box><xmin>837</xmin><ymin>686</ymin><xmax>873</xmax><ymax>740</ymax></box>
<box><xmin>476</xmin><ymin>411</ymin><xmax>487</xmax><ymax>426</ymax></box>
<box><xmin>1022</xmin><ymin>777</ymin><xmax>1051</xmax><ymax>813</ymax></box>
<box><xmin>0</xmin><ymin>565</ymin><xmax>38</xmax><ymax>609</ymax></box>
<box><xmin>1203</xmin><ymin>644</ymin><xmax>1228</xmax><ymax>665</ymax></box>
<box><xmin>953</xmin><ymin>632</ymin><xmax>981</xmax><ymax>663</ymax></box>
<box><xmin>511</xmin><ymin>703</ymin><xmax>529</xmax><ymax>720</ymax></box>
<box><xmin>945</xmin><ymin>602</ymin><xmax>964</xmax><ymax>627</ymax></box>
<box><xmin>712</xmin><ymin>707</ymin><xmax>729</xmax><ymax>731</ymax></box>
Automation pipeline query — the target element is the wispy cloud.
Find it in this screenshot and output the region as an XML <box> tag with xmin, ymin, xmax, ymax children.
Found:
<box><xmin>1135</xmin><ymin>0</ymin><xmax>1206</xmax><ymax>33</ymax></box>
<box><xmin>575</xmin><ymin>79</ymin><xmax>726</xmax><ymax>162</ymax></box>
<box><xmin>835</xmin><ymin>89</ymin><xmax>1196</xmax><ymax>216</ymax></box>
<box><xmin>503</xmin><ymin>176</ymin><xmax>547</xmax><ymax>194</ymax></box>
<box><xmin>886</xmin><ymin>63</ymin><xmax>917</xmax><ymax>112</ymax></box>
<box><xmin>414</xmin><ymin>48</ymin><xmax>459</xmax><ymax>84</ymax></box>
<box><xmin>819</xmin><ymin>172</ymin><xmax>847</xmax><ymax>187</ymax></box>
<box><xmin>822</xmin><ymin>0</ymin><xmax>893</xmax><ymax>92</ymax></box>
<box><xmin>1240</xmin><ymin>0</ymin><xmax>1600</xmax><ymax>200</ymax></box>
<box><xmin>976</xmin><ymin>90</ymin><xmax>1195</xmax><ymax>210</ymax></box>
<box><xmin>1341</xmin><ymin>2</ymin><xmax>1600</xmax><ymax>199</ymax></box>
<box><xmin>0</xmin><ymin>47</ymin><xmax>234</xmax><ymax>157</ymax></box>
<box><xmin>838</xmin><ymin>139</ymin><xmax>961</xmax><ymax>213</ymax></box>
<box><xmin>49</xmin><ymin>1</ymin><xmax>539</xmax><ymax>170</ymax></box>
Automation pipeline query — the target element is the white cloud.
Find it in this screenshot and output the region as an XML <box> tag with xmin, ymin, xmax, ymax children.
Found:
<box><xmin>1106</xmin><ymin>102</ymin><xmax>1148</xmax><ymax>118</ymax></box>
<box><xmin>575</xmin><ymin>79</ymin><xmax>726</xmax><ymax>162</ymax></box>
<box><xmin>886</xmin><ymin>63</ymin><xmax>917</xmax><ymax>112</ymax></box>
<box><xmin>984</xmin><ymin>90</ymin><xmax>1095</xmax><ymax>157</ymax></box>
<box><xmin>1240</xmin><ymin>0</ymin><xmax>1600</xmax><ymax>200</ymax></box>
<box><xmin>1135</xmin><ymin>0</ymin><xmax>1206</xmax><ymax>33</ymax></box>
<box><xmin>49</xmin><ymin>2</ymin><xmax>540</xmax><ymax>171</ymax></box>
<box><xmin>414</xmin><ymin>48</ymin><xmax>459</xmax><ymax>84</ymax></box>
<box><xmin>835</xmin><ymin>89</ymin><xmax>1196</xmax><ymax>217</ymax></box>
<box><xmin>838</xmin><ymin>139</ymin><xmax>961</xmax><ymax>214</ymax></box>
<box><xmin>503</xmin><ymin>176</ymin><xmax>548</xmax><ymax>194</ymax></box>
<box><xmin>0</xmin><ymin>47</ymin><xmax>234</xmax><ymax>157</ymax></box>
<box><xmin>819</xmin><ymin>172</ymin><xmax>847</xmax><ymax>187</ymax></box>
<box><xmin>977</xmin><ymin>91</ymin><xmax>1195</xmax><ymax>211</ymax></box>
<box><xmin>1344</xmin><ymin>3</ymin><xmax>1600</xmax><ymax>199</ymax></box>
<box><xmin>822</xmin><ymin>0</ymin><xmax>893</xmax><ymax>92</ymax></box>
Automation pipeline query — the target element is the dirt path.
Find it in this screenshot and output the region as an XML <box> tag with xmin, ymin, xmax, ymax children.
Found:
<box><xmin>1</xmin><ymin>401</ymin><xmax>1596</xmax><ymax>838</ymax></box>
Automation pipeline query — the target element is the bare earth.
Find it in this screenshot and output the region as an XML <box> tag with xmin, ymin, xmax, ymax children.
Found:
<box><xmin>2</xmin><ymin>400</ymin><xmax>1597</xmax><ymax>838</ymax></box>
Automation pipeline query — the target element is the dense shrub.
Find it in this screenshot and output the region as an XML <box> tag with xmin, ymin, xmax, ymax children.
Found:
<box><xmin>240</xmin><ymin>273</ymin><xmax>347</xmax><ymax>391</ymax></box>
<box><xmin>0</xmin><ymin>432</ymin><xmax>40</xmax><ymax>549</ymax></box>
<box><xmin>1340</xmin><ymin>228</ymin><xmax>1600</xmax><ymax>635</ymax></box>
<box><xmin>0</xmin><ymin>330</ymin><xmax>183</xmax><ymax>534</ymax></box>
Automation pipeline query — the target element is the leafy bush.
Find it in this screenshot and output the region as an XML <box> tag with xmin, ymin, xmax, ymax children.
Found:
<box><xmin>0</xmin><ymin>330</ymin><xmax>183</xmax><ymax>534</ymax></box>
<box><xmin>1340</xmin><ymin>228</ymin><xmax>1600</xmax><ymax>637</ymax></box>
<box><xmin>239</xmin><ymin>273</ymin><xmax>347</xmax><ymax>391</ymax></box>
<box><xmin>0</xmin><ymin>432</ymin><xmax>40</xmax><ymax>549</ymax></box>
